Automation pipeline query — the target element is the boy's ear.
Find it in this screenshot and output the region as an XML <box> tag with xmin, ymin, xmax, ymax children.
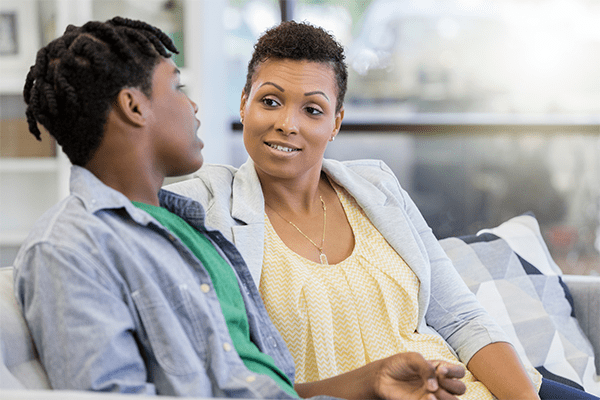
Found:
<box><xmin>114</xmin><ymin>88</ymin><xmax>148</xmax><ymax>127</ymax></box>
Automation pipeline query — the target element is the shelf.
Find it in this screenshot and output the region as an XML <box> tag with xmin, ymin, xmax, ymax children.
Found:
<box><xmin>0</xmin><ymin>158</ymin><xmax>59</xmax><ymax>172</ymax></box>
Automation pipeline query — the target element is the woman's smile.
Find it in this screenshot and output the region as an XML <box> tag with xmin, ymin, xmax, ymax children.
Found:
<box><xmin>265</xmin><ymin>141</ymin><xmax>301</xmax><ymax>153</ymax></box>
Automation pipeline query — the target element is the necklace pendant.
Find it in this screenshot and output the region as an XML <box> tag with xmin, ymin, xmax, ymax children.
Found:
<box><xmin>319</xmin><ymin>252</ymin><xmax>329</xmax><ymax>265</ymax></box>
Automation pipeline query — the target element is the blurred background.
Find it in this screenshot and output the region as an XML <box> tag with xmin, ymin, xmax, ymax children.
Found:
<box><xmin>1</xmin><ymin>0</ymin><xmax>599</xmax><ymax>275</ymax></box>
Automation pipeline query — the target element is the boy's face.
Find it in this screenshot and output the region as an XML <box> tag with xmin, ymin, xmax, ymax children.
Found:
<box><xmin>146</xmin><ymin>58</ymin><xmax>203</xmax><ymax>176</ymax></box>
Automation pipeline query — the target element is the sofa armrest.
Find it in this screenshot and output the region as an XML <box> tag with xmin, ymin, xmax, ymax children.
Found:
<box><xmin>563</xmin><ymin>274</ymin><xmax>600</xmax><ymax>375</ymax></box>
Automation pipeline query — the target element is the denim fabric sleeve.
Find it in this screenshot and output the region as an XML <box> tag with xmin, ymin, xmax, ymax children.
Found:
<box><xmin>14</xmin><ymin>242</ymin><xmax>156</xmax><ymax>394</ymax></box>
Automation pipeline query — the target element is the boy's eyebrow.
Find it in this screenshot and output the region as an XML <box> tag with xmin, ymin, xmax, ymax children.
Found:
<box><xmin>259</xmin><ymin>82</ymin><xmax>330</xmax><ymax>101</ymax></box>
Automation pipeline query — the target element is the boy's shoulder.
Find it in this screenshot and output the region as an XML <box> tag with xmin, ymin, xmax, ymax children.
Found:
<box><xmin>16</xmin><ymin>194</ymin><xmax>97</xmax><ymax>247</ymax></box>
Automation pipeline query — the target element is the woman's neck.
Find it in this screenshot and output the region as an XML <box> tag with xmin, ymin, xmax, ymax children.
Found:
<box><xmin>259</xmin><ymin>170</ymin><xmax>329</xmax><ymax>216</ymax></box>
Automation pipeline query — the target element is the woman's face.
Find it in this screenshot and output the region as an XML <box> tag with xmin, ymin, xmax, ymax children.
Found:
<box><xmin>241</xmin><ymin>59</ymin><xmax>343</xmax><ymax>182</ymax></box>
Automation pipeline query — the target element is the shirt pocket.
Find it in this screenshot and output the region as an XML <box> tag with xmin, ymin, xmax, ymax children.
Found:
<box><xmin>132</xmin><ymin>283</ymin><xmax>207</xmax><ymax>376</ymax></box>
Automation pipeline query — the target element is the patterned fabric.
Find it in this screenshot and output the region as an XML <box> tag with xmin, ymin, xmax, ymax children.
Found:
<box><xmin>439</xmin><ymin>214</ymin><xmax>599</xmax><ymax>396</ymax></box>
<box><xmin>260</xmin><ymin>184</ymin><xmax>494</xmax><ymax>399</ymax></box>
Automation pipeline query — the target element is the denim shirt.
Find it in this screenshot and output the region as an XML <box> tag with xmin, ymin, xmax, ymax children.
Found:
<box><xmin>13</xmin><ymin>166</ymin><xmax>299</xmax><ymax>398</ymax></box>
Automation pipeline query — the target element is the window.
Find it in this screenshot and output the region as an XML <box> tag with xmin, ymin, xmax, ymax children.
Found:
<box><xmin>225</xmin><ymin>0</ymin><xmax>600</xmax><ymax>274</ymax></box>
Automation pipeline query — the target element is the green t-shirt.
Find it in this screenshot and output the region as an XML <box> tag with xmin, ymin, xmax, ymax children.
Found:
<box><xmin>133</xmin><ymin>202</ymin><xmax>297</xmax><ymax>398</ymax></box>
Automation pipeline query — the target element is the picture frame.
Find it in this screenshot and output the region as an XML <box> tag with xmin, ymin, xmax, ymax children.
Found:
<box><xmin>0</xmin><ymin>0</ymin><xmax>40</xmax><ymax>84</ymax></box>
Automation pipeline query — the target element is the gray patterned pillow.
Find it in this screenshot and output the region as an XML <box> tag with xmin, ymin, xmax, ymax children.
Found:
<box><xmin>439</xmin><ymin>214</ymin><xmax>599</xmax><ymax>395</ymax></box>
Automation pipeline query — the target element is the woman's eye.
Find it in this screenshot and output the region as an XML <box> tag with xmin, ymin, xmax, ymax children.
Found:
<box><xmin>306</xmin><ymin>107</ymin><xmax>323</xmax><ymax>116</ymax></box>
<box><xmin>262</xmin><ymin>98</ymin><xmax>279</xmax><ymax>107</ymax></box>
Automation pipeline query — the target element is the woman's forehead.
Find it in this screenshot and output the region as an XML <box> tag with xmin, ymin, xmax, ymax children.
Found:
<box><xmin>252</xmin><ymin>59</ymin><xmax>336</xmax><ymax>91</ymax></box>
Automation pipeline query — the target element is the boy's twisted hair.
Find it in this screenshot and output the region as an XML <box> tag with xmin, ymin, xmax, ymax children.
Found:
<box><xmin>23</xmin><ymin>17</ymin><xmax>178</xmax><ymax>166</ymax></box>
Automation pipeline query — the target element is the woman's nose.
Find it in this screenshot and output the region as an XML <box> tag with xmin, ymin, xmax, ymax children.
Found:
<box><xmin>275</xmin><ymin>107</ymin><xmax>298</xmax><ymax>135</ymax></box>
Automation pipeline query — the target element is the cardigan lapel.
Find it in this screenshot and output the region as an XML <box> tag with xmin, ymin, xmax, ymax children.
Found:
<box><xmin>322</xmin><ymin>159</ymin><xmax>432</xmax><ymax>314</ymax></box>
<box><xmin>230</xmin><ymin>159</ymin><xmax>267</xmax><ymax>286</ymax></box>
<box><xmin>231</xmin><ymin>224</ymin><xmax>264</xmax><ymax>287</ymax></box>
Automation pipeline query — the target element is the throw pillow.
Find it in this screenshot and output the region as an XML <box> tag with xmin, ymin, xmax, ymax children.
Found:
<box><xmin>439</xmin><ymin>213</ymin><xmax>600</xmax><ymax>395</ymax></box>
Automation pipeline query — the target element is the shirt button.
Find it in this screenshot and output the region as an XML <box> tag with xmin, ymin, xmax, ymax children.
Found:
<box><xmin>245</xmin><ymin>375</ymin><xmax>256</xmax><ymax>383</ymax></box>
<box><xmin>270</xmin><ymin>336</ymin><xmax>278</xmax><ymax>348</ymax></box>
<box><xmin>200</xmin><ymin>284</ymin><xmax>210</xmax><ymax>293</ymax></box>
<box><xmin>223</xmin><ymin>343</ymin><xmax>232</xmax><ymax>352</ymax></box>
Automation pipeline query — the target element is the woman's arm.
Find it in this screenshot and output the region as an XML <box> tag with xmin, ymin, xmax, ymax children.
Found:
<box><xmin>370</xmin><ymin>164</ymin><xmax>537</xmax><ymax>398</ymax></box>
<box><xmin>467</xmin><ymin>342</ymin><xmax>540</xmax><ymax>400</ymax></box>
<box><xmin>294</xmin><ymin>352</ymin><xmax>466</xmax><ymax>400</ymax></box>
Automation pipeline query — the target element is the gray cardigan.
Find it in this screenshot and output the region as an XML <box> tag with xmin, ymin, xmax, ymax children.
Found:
<box><xmin>167</xmin><ymin>158</ymin><xmax>510</xmax><ymax>365</ymax></box>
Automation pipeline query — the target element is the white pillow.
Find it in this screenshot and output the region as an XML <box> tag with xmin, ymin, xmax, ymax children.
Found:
<box><xmin>440</xmin><ymin>214</ymin><xmax>599</xmax><ymax>395</ymax></box>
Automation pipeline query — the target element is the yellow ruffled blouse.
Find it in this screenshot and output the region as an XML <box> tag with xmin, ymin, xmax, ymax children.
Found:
<box><xmin>260</xmin><ymin>184</ymin><xmax>500</xmax><ymax>399</ymax></box>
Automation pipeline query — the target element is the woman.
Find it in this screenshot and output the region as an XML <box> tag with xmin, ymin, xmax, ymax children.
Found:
<box><xmin>169</xmin><ymin>21</ymin><xmax>597</xmax><ymax>400</ymax></box>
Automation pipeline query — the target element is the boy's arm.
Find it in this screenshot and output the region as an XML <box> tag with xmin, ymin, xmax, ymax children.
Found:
<box><xmin>295</xmin><ymin>352</ymin><xmax>466</xmax><ymax>400</ymax></box>
<box><xmin>15</xmin><ymin>243</ymin><xmax>156</xmax><ymax>394</ymax></box>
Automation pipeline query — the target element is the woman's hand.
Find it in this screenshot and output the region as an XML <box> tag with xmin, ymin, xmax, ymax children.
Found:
<box><xmin>375</xmin><ymin>353</ymin><xmax>466</xmax><ymax>400</ymax></box>
<box><xmin>295</xmin><ymin>352</ymin><xmax>466</xmax><ymax>400</ymax></box>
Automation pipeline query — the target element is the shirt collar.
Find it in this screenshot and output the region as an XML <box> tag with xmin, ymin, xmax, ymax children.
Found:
<box><xmin>69</xmin><ymin>165</ymin><xmax>132</xmax><ymax>213</ymax></box>
<box><xmin>69</xmin><ymin>165</ymin><xmax>207</xmax><ymax>227</ymax></box>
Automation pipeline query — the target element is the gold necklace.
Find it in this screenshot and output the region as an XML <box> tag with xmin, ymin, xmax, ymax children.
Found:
<box><xmin>268</xmin><ymin>196</ymin><xmax>328</xmax><ymax>265</ymax></box>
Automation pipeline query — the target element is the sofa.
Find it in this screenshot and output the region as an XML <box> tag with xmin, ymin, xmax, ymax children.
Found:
<box><xmin>1</xmin><ymin>214</ymin><xmax>599</xmax><ymax>398</ymax></box>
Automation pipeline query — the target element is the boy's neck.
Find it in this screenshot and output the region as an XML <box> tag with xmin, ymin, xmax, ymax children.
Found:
<box><xmin>85</xmin><ymin>153</ymin><xmax>164</xmax><ymax>207</ymax></box>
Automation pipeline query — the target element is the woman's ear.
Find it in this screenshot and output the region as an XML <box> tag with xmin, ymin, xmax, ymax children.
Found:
<box><xmin>333</xmin><ymin>106</ymin><xmax>344</xmax><ymax>135</ymax></box>
<box><xmin>114</xmin><ymin>88</ymin><xmax>148</xmax><ymax>127</ymax></box>
<box><xmin>239</xmin><ymin>90</ymin><xmax>248</xmax><ymax>122</ymax></box>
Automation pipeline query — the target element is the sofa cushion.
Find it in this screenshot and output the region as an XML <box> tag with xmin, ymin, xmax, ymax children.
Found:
<box><xmin>439</xmin><ymin>214</ymin><xmax>600</xmax><ymax>395</ymax></box>
<box><xmin>0</xmin><ymin>266</ymin><xmax>51</xmax><ymax>389</ymax></box>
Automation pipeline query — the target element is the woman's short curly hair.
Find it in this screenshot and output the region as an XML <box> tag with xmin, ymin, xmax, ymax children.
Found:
<box><xmin>23</xmin><ymin>17</ymin><xmax>177</xmax><ymax>166</ymax></box>
<box><xmin>244</xmin><ymin>20</ymin><xmax>348</xmax><ymax>114</ymax></box>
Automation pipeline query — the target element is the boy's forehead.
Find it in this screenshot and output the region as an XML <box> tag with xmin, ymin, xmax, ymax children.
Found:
<box><xmin>156</xmin><ymin>57</ymin><xmax>178</xmax><ymax>71</ymax></box>
<box><xmin>151</xmin><ymin>57</ymin><xmax>179</xmax><ymax>79</ymax></box>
